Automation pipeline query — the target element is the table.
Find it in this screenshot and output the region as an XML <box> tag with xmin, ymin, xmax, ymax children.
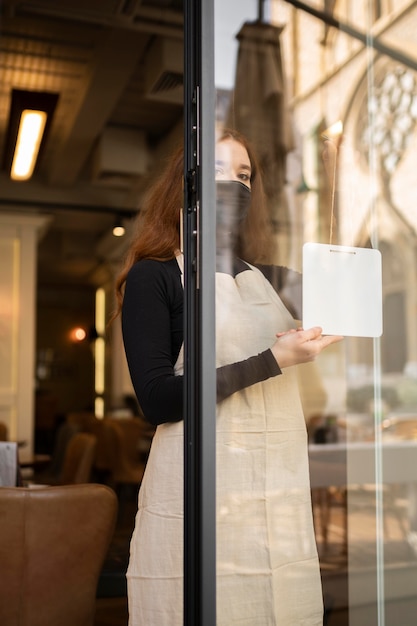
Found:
<box><xmin>19</xmin><ymin>454</ymin><xmax>51</xmax><ymax>469</ymax></box>
<box><xmin>309</xmin><ymin>440</ymin><xmax>417</xmax><ymax>487</ymax></box>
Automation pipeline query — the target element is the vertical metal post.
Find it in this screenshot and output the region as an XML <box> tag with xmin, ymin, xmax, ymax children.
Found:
<box><xmin>183</xmin><ymin>0</ymin><xmax>216</xmax><ymax>625</ymax></box>
<box><xmin>258</xmin><ymin>0</ymin><xmax>265</xmax><ymax>22</ymax></box>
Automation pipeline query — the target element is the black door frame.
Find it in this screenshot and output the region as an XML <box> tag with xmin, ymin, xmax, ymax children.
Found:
<box><xmin>183</xmin><ymin>0</ymin><xmax>216</xmax><ymax>624</ymax></box>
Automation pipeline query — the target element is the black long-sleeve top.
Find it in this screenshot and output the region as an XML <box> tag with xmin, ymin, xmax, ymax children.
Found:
<box><xmin>122</xmin><ymin>258</ymin><xmax>301</xmax><ymax>426</ymax></box>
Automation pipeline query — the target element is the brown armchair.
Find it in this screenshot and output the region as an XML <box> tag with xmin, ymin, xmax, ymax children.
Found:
<box><xmin>0</xmin><ymin>483</ymin><xmax>118</xmax><ymax>626</ymax></box>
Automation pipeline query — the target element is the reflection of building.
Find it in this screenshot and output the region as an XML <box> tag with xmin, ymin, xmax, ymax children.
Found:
<box><xmin>274</xmin><ymin>0</ymin><xmax>417</xmax><ymax>400</ymax></box>
<box><xmin>270</xmin><ymin>6</ymin><xmax>417</xmax><ymax>620</ymax></box>
<box><xmin>348</xmin><ymin>62</ymin><xmax>417</xmax><ymax>379</ymax></box>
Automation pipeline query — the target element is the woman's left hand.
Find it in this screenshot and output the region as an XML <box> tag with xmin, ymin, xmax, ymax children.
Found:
<box><xmin>271</xmin><ymin>326</ymin><xmax>343</xmax><ymax>369</ymax></box>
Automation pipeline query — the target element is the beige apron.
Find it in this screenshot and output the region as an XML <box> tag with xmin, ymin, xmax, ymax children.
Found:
<box><xmin>127</xmin><ymin>257</ymin><xmax>323</xmax><ymax>625</ymax></box>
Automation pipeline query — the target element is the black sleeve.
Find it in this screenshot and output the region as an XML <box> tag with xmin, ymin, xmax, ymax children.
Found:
<box><xmin>217</xmin><ymin>349</ymin><xmax>281</xmax><ymax>402</ymax></box>
<box><xmin>122</xmin><ymin>260</ymin><xmax>184</xmax><ymax>426</ymax></box>
<box><xmin>122</xmin><ymin>260</ymin><xmax>283</xmax><ymax>426</ymax></box>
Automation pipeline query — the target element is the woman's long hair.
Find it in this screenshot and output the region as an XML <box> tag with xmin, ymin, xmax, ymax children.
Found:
<box><xmin>222</xmin><ymin>129</ymin><xmax>273</xmax><ymax>264</ymax></box>
<box><xmin>113</xmin><ymin>128</ymin><xmax>273</xmax><ymax>317</ymax></box>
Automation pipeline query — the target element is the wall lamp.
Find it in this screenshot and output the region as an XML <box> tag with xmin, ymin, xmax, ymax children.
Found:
<box><xmin>3</xmin><ymin>89</ymin><xmax>59</xmax><ymax>181</ymax></box>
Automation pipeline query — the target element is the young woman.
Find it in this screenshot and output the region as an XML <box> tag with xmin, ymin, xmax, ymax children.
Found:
<box><xmin>115</xmin><ymin>129</ymin><xmax>342</xmax><ymax>625</ymax></box>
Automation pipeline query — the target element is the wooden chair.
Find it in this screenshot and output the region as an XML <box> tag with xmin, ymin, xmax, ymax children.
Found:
<box><xmin>0</xmin><ymin>421</ymin><xmax>8</xmax><ymax>441</ymax></box>
<box><xmin>0</xmin><ymin>483</ymin><xmax>118</xmax><ymax>626</ymax></box>
<box><xmin>32</xmin><ymin>421</ymin><xmax>80</xmax><ymax>484</ymax></box>
<box><xmin>63</xmin><ymin>415</ymin><xmax>117</xmax><ymax>484</ymax></box>
<box><xmin>106</xmin><ymin>417</ymin><xmax>154</xmax><ymax>491</ymax></box>
<box><xmin>86</xmin><ymin>417</ymin><xmax>118</xmax><ymax>483</ymax></box>
<box><xmin>66</xmin><ymin>411</ymin><xmax>97</xmax><ymax>432</ymax></box>
<box><xmin>58</xmin><ymin>432</ymin><xmax>97</xmax><ymax>485</ymax></box>
<box><xmin>101</xmin><ymin>418</ymin><xmax>153</xmax><ymax>525</ymax></box>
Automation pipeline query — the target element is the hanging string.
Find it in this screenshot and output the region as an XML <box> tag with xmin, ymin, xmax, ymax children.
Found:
<box><xmin>322</xmin><ymin>134</ymin><xmax>339</xmax><ymax>246</ymax></box>
<box><xmin>329</xmin><ymin>140</ymin><xmax>338</xmax><ymax>245</ymax></box>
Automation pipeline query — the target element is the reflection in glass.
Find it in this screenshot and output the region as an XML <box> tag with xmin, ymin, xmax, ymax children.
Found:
<box><xmin>214</xmin><ymin>132</ymin><xmax>328</xmax><ymax>624</ymax></box>
<box><xmin>214</xmin><ymin>0</ymin><xmax>417</xmax><ymax>624</ymax></box>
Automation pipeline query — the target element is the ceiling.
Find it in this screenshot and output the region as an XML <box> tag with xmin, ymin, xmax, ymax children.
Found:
<box><xmin>0</xmin><ymin>0</ymin><xmax>184</xmax><ymax>288</ymax></box>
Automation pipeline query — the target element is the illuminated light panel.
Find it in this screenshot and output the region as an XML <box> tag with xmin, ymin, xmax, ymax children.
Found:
<box><xmin>95</xmin><ymin>337</ymin><xmax>105</xmax><ymax>394</ymax></box>
<box><xmin>95</xmin><ymin>397</ymin><xmax>104</xmax><ymax>419</ymax></box>
<box><xmin>94</xmin><ymin>288</ymin><xmax>106</xmax><ymax>413</ymax></box>
<box><xmin>95</xmin><ymin>288</ymin><xmax>106</xmax><ymax>336</ymax></box>
<box><xmin>11</xmin><ymin>109</ymin><xmax>47</xmax><ymax>181</ymax></box>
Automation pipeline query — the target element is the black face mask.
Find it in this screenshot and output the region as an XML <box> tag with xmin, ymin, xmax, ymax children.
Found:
<box><xmin>216</xmin><ymin>180</ymin><xmax>251</xmax><ymax>239</ymax></box>
<box><xmin>215</xmin><ymin>181</ymin><xmax>251</xmax><ymax>272</ymax></box>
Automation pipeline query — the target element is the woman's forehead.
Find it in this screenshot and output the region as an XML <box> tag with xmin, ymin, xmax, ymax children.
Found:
<box><xmin>215</xmin><ymin>138</ymin><xmax>251</xmax><ymax>166</ymax></box>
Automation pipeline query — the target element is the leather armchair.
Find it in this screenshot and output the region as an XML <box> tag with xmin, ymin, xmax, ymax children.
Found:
<box><xmin>0</xmin><ymin>483</ymin><xmax>118</xmax><ymax>626</ymax></box>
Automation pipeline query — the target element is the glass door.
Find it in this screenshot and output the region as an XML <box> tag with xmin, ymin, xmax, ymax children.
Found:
<box><xmin>201</xmin><ymin>0</ymin><xmax>417</xmax><ymax>624</ymax></box>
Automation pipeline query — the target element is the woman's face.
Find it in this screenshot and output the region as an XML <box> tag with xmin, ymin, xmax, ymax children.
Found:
<box><xmin>215</xmin><ymin>138</ymin><xmax>252</xmax><ymax>189</ymax></box>
<box><xmin>214</xmin><ymin>138</ymin><xmax>252</xmax><ymax>265</ymax></box>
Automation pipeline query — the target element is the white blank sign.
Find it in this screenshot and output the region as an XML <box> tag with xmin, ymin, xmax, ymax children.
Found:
<box><xmin>302</xmin><ymin>243</ymin><xmax>382</xmax><ymax>337</ymax></box>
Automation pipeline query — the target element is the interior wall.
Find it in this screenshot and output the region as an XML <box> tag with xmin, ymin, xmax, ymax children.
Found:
<box><xmin>36</xmin><ymin>284</ymin><xmax>95</xmax><ymax>434</ymax></box>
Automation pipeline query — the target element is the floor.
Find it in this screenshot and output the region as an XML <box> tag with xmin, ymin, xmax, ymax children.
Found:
<box><xmin>313</xmin><ymin>484</ymin><xmax>417</xmax><ymax>626</ymax></box>
<box><xmin>95</xmin><ymin>598</ymin><xmax>128</xmax><ymax>626</ymax></box>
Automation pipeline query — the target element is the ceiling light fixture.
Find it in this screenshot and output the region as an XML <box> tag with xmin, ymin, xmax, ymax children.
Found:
<box><xmin>11</xmin><ymin>110</ymin><xmax>48</xmax><ymax>181</ymax></box>
<box><xmin>112</xmin><ymin>216</ymin><xmax>126</xmax><ymax>237</ymax></box>
<box><xmin>3</xmin><ymin>89</ymin><xmax>59</xmax><ymax>182</ymax></box>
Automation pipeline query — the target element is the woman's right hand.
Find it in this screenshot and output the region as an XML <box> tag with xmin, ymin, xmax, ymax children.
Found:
<box><xmin>271</xmin><ymin>326</ymin><xmax>343</xmax><ymax>369</ymax></box>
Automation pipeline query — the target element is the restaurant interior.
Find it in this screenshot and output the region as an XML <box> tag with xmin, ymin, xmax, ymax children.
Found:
<box><xmin>2</xmin><ymin>0</ymin><xmax>417</xmax><ymax>625</ymax></box>
<box><xmin>0</xmin><ymin>0</ymin><xmax>183</xmax><ymax>624</ymax></box>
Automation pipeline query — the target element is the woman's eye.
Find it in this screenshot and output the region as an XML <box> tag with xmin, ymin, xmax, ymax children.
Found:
<box><xmin>238</xmin><ymin>173</ymin><xmax>250</xmax><ymax>181</ymax></box>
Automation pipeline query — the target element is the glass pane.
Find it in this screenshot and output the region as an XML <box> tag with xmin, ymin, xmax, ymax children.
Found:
<box><xmin>213</xmin><ymin>1</ymin><xmax>417</xmax><ymax>624</ymax></box>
